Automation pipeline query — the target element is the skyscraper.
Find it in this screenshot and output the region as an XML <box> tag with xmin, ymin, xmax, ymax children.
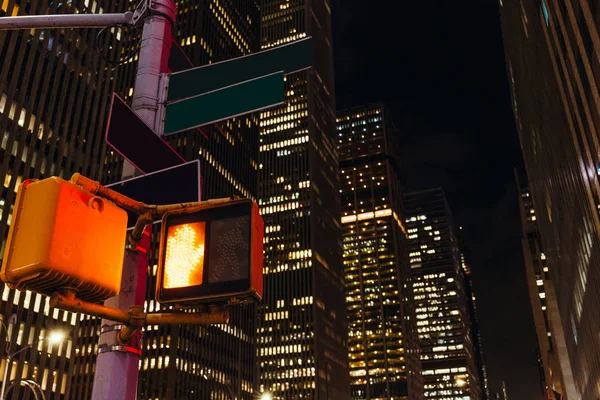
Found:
<box><xmin>500</xmin><ymin>0</ymin><xmax>600</xmax><ymax>397</ymax></box>
<box><xmin>0</xmin><ymin>0</ymin><xmax>263</xmax><ymax>398</ymax></box>
<box><xmin>460</xmin><ymin>254</ymin><xmax>490</xmax><ymax>400</ymax></box>
<box><xmin>404</xmin><ymin>189</ymin><xmax>481</xmax><ymax>400</ymax></box>
<box><xmin>258</xmin><ymin>0</ymin><xmax>349</xmax><ymax>398</ymax></box>
<box><xmin>0</xmin><ymin>0</ymin><xmax>128</xmax><ymax>397</ymax></box>
<box><xmin>337</xmin><ymin>103</ymin><xmax>423</xmax><ymax>400</ymax></box>
<box><xmin>515</xmin><ymin>177</ymin><xmax>576</xmax><ymax>400</ymax></box>
<box><xmin>71</xmin><ymin>1</ymin><xmax>263</xmax><ymax>399</ymax></box>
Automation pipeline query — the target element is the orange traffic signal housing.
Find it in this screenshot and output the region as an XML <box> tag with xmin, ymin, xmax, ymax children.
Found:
<box><xmin>156</xmin><ymin>198</ymin><xmax>264</xmax><ymax>305</ymax></box>
<box><xmin>1</xmin><ymin>177</ymin><xmax>128</xmax><ymax>302</ymax></box>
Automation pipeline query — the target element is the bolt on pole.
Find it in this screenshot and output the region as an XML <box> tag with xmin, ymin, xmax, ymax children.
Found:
<box><xmin>90</xmin><ymin>0</ymin><xmax>176</xmax><ymax>398</ymax></box>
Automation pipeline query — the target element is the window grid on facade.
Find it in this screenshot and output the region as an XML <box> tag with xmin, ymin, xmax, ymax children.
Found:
<box><xmin>500</xmin><ymin>0</ymin><xmax>600</xmax><ymax>397</ymax></box>
<box><xmin>0</xmin><ymin>0</ymin><xmax>132</xmax><ymax>396</ymax></box>
<box><xmin>404</xmin><ymin>189</ymin><xmax>481</xmax><ymax>400</ymax></box>
<box><xmin>338</xmin><ymin>104</ymin><xmax>423</xmax><ymax>400</ymax></box>
<box><xmin>258</xmin><ymin>0</ymin><xmax>349</xmax><ymax>398</ymax></box>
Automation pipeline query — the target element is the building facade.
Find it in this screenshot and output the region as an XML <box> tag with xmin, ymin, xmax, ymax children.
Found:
<box><xmin>0</xmin><ymin>0</ymin><xmax>131</xmax><ymax>397</ymax></box>
<box><xmin>0</xmin><ymin>0</ymin><xmax>261</xmax><ymax>398</ymax></box>
<box><xmin>337</xmin><ymin>104</ymin><xmax>423</xmax><ymax>400</ymax></box>
<box><xmin>460</xmin><ymin>255</ymin><xmax>489</xmax><ymax>400</ymax></box>
<box><xmin>69</xmin><ymin>1</ymin><xmax>264</xmax><ymax>399</ymax></box>
<box><xmin>499</xmin><ymin>0</ymin><xmax>600</xmax><ymax>397</ymax></box>
<box><xmin>258</xmin><ymin>0</ymin><xmax>350</xmax><ymax>398</ymax></box>
<box><xmin>404</xmin><ymin>189</ymin><xmax>480</xmax><ymax>400</ymax></box>
<box><xmin>516</xmin><ymin>178</ymin><xmax>576</xmax><ymax>400</ymax></box>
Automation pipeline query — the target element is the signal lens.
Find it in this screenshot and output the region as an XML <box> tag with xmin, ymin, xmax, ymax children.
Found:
<box><xmin>164</xmin><ymin>222</ymin><xmax>205</xmax><ymax>288</ymax></box>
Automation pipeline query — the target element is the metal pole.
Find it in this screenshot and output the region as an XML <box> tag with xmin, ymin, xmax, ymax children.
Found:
<box><xmin>90</xmin><ymin>0</ymin><xmax>175</xmax><ymax>398</ymax></box>
<box><xmin>50</xmin><ymin>291</ymin><xmax>230</xmax><ymax>330</ymax></box>
<box><xmin>122</xmin><ymin>0</ymin><xmax>175</xmax><ymax>179</ymax></box>
<box><xmin>0</xmin><ymin>12</ymin><xmax>133</xmax><ymax>30</ymax></box>
<box><xmin>90</xmin><ymin>229</ymin><xmax>151</xmax><ymax>400</ymax></box>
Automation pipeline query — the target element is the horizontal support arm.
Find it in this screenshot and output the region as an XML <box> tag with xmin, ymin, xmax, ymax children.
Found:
<box><xmin>50</xmin><ymin>291</ymin><xmax>229</xmax><ymax>326</ymax></box>
<box><xmin>0</xmin><ymin>12</ymin><xmax>134</xmax><ymax>31</ymax></box>
<box><xmin>146</xmin><ymin>311</ymin><xmax>229</xmax><ymax>325</ymax></box>
<box><xmin>71</xmin><ymin>172</ymin><xmax>149</xmax><ymax>214</ymax></box>
<box><xmin>117</xmin><ymin>309</ymin><xmax>230</xmax><ymax>344</ymax></box>
<box><xmin>70</xmin><ymin>172</ymin><xmax>239</xmax><ymax>243</ymax></box>
<box><xmin>129</xmin><ymin>197</ymin><xmax>238</xmax><ymax>241</ymax></box>
<box><xmin>71</xmin><ymin>172</ymin><xmax>236</xmax><ymax>217</ymax></box>
<box><xmin>50</xmin><ymin>291</ymin><xmax>131</xmax><ymax>324</ymax></box>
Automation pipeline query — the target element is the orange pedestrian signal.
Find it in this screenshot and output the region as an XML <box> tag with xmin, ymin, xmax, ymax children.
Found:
<box><xmin>156</xmin><ymin>199</ymin><xmax>264</xmax><ymax>305</ymax></box>
<box><xmin>0</xmin><ymin>177</ymin><xmax>128</xmax><ymax>302</ymax></box>
<box><xmin>163</xmin><ymin>222</ymin><xmax>206</xmax><ymax>288</ymax></box>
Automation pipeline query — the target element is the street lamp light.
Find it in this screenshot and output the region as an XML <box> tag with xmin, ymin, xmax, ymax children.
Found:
<box><xmin>0</xmin><ymin>323</ymin><xmax>66</xmax><ymax>400</ymax></box>
<box><xmin>47</xmin><ymin>331</ymin><xmax>65</xmax><ymax>346</ymax></box>
<box><xmin>260</xmin><ymin>392</ymin><xmax>273</xmax><ymax>400</ymax></box>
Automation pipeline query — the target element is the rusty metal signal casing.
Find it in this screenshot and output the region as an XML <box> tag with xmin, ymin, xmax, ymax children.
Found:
<box><xmin>1</xmin><ymin>177</ymin><xmax>128</xmax><ymax>302</ymax></box>
<box><xmin>156</xmin><ymin>198</ymin><xmax>264</xmax><ymax>305</ymax></box>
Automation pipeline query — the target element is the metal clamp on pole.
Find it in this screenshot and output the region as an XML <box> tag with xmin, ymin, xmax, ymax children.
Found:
<box><xmin>100</xmin><ymin>324</ymin><xmax>127</xmax><ymax>334</ymax></box>
<box><xmin>147</xmin><ymin>0</ymin><xmax>176</xmax><ymax>24</ymax></box>
<box><xmin>98</xmin><ymin>344</ymin><xmax>143</xmax><ymax>357</ymax></box>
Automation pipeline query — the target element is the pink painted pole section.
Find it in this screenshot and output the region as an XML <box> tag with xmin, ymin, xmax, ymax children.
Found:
<box><xmin>91</xmin><ymin>0</ymin><xmax>176</xmax><ymax>398</ymax></box>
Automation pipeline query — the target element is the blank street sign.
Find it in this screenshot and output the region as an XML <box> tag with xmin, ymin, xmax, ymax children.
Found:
<box><xmin>106</xmin><ymin>160</ymin><xmax>201</xmax><ymax>229</ymax></box>
<box><xmin>105</xmin><ymin>93</ymin><xmax>186</xmax><ymax>174</ymax></box>
<box><xmin>164</xmin><ymin>71</ymin><xmax>284</xmax><ymax>135</ymax></box>
<box><xmin>167</xmin><ymin>37</ymin><xmax>312</xmax><ymax>102</ymax></box>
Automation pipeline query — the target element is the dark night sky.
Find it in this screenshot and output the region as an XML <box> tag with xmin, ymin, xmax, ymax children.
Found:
<box><xmin>331</xmin><ymin>1</ymin><xmax>542</xmax><ymax>399</ymax></box>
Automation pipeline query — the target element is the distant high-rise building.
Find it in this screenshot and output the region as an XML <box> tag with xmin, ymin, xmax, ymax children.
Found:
<box><xmin>515</xmin><ymin>175</ymin><xmax>576</xmax><ymax>400</ymax></box>
<box><xmin>0</xmin><ymin>0</ymin><xmax>132</xmax><ymax>397</ymax></box>
<box><xmin>460</xmin><ymin>254</ymin><xmax>490</xmax><ymax>400</ymax></box>
<box><xmin>404</xmin><ymin>188</ymin><xmax>481</xmax><ymax>400</ymax></box>
<box><xmin>70</xmin><ymin>1</ymin><xmax>263</xmax><ymax>399</ymax></box>
<box><xmin>499</xmin><ymin>0</ymin><xmax>598</xmax><ymax>397</ymax></box>
<box><xmin>493</xmin><ymin>383</ymin><xmax>508</xmax><ymax>400</ymax></box>
<box><xmin>337</xmin><ymin>103</ymin><xmax>423</xmax><ymax>400</ymax></box>
<box><xmin>257</xmin><ymin>1</ymin><xmax>349</xmax><ymax>399</ymax></box>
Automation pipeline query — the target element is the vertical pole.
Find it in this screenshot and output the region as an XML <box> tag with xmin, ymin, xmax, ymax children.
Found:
<box><xmin>91</xmin><ymin>0</ymin><xmax>175</xmax><ymax>399</ymax></box>
<box><xmin>90</xmin><ymin>230</ymin><xmax>150</xmax><ymax>400</ymax></box>
<box><xmin>122</xmin><ymin>0</ymin><xmax>175</xmax><ymax>180</ymax></box>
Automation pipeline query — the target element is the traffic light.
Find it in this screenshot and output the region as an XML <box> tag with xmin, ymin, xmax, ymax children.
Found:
<box><xmin>1</xmin><ymin>177</ymin><xmax>128</xmax><ymax>302</ymax></box>
<box><xmin>155</xmin><ymin>198</ymin><xmax>264</xmax><ymax>305</ymax></box>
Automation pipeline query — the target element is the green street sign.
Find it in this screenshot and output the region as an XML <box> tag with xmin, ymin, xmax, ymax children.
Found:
<box><xmin>164</xmin><ymin>71</ymin><xmax>284</xmax><ymax>135</ymax></box>
<box><xmin>167</xmin><ymin>37</ymin><xmax>312</xmax><ymax>102</ymax></box>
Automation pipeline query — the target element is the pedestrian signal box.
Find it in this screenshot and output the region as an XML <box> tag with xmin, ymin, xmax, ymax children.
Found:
<box><xmin>0</xmin><ymin>177</ymin><xmax>128</xmax><ymax>302</ymax></box>
<box><xmin>155</xmin><ymin>199</ymin><xmax>264</xmax><ymax>305</ymax></box>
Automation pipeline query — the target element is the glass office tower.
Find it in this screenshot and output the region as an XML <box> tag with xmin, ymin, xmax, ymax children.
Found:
<box><xmin>404</xmin><ymin>189</ymin><xmax>480</xmax><ymax>400</ymax></box>
<box><xmin>500</xmin><ymin>0</ymin><xmax>599</xmax><ymax>397</ymax></box>
<box><xmin>337</xmin><ymin>103</ymin><xmax>423</xmax><ymax>400</ymax></box>
<box><xmin>0</xmin><ymin>0</ymin><xmax>129</xmax><ymax>396</ymax></box>
<box><xmin>71</xmin><ymin>1</ymin><xmax>263</xmax><ymax>399</ymax></box>
<box><xmin>258</xmin><ymin>0</ymin><xmax>350</xmax><ymax>398</ymax></box>
<box><xmin>516</xmin><ymin>178</ymin><xmax>576</xmax><ymax>400</ymax></box>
